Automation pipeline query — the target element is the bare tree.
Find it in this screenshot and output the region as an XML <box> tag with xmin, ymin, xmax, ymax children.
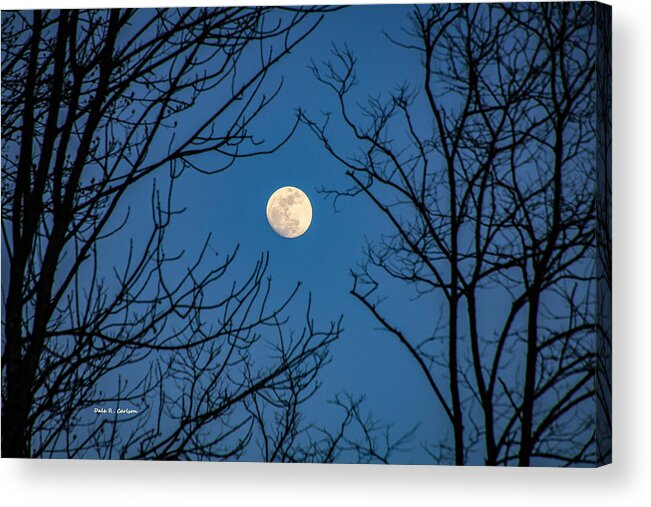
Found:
<box><xmin>302</xmin><ymin>2</ymin><xmax>605</xmax><ymax>466</ymax></box>
<box><xmin>1</xmin><ymin>6</ymin><xmax>390</xmax><ymax>462</ymax></box>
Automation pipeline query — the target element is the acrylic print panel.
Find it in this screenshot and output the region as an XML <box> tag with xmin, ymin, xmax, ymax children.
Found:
<box><xmin>1</xmin><ymin>2</ymin><xmax>611</xmax><ymax>466</ymax></box>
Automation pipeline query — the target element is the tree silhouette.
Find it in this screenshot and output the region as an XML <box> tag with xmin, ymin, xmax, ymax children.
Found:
<box><xmin>1</xmin><ymin>6</ymin><xmax>399</xmax><ymax>461</ymax></box>
<box><xmin>303</xmin><ymin>1</ymin><xmax>609</xmax><ymax>466</ymax></box>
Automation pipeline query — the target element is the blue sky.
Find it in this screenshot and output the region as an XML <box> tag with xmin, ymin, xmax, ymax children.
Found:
<box><xmin>1</xmin><ymin>3</ymin><xmax>598</xmax><ymax>464</ymax></box>
<box><xmin>146</xmin><ymin>4</ymin><xmax>445</xmax><ymax>462</ymax></box>
<box><xmin>0</xmin><ymin>4</ymin><xmax>444</xmax><ymax>463</ymax></box>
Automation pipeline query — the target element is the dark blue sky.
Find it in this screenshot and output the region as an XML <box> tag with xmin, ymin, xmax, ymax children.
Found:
<box><xmin>142</xmin><ymin>4</ymin><xmax>444</xmax><ymax>463</ymax></box>
<box><xmin>0</xmin><ymin>4</ymin><xmax>444</xmax><ymax>463</ymax></box>
<box><xmin>0</xmin><ymin>2</ymin><xmax>603</xmax><ymax>466</ymax></box>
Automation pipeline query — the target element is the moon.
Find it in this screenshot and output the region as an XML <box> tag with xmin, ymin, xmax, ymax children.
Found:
<box><xmin>266</xmin><ymin>186</ymin><xmax>312</xmax><ymax>238</ymax></box>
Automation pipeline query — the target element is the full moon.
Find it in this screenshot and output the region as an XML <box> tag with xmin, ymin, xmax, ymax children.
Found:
<box><xmin>266</xmin><ymin>186</ymin><xmax>312</xmax><ymax>238</ymax></box>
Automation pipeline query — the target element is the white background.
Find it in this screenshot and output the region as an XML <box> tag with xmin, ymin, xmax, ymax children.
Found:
<box><xmin>1</xmin><ymin>0</ymin><xmax>649</xmax><ymax>505</ymax></box>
